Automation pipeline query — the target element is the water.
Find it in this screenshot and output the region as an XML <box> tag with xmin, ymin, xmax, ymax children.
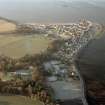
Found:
<box><xmin>0</xmin><ymin>0</ymin><xmax>105</xmax><ymax>24</ymax></box>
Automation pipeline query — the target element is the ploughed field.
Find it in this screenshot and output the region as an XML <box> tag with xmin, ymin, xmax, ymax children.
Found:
<box><xmin>0</xmin><ymin>35</ymin><xmax>52</xmax><ymax>58</ymax></box>
<box><xmin>0</xmin><ymin>20</ymin><xmax>16</xmax><ymax>33</ymax></box>
<box><xmin>0</xmin><ymin>95</ymin><xmax>43</xmax><ymax>105</ymax></box>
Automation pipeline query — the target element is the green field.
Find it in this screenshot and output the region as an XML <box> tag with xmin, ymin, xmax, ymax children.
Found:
<box><xmin>0</xmin><ymin>35</ymin><xmax>53</xmax><ymax>58</ymax></box>
<box><xmin>0</xmin><ymin>95</ymin><xmax>43</xmax><ymax>105</ymax></box>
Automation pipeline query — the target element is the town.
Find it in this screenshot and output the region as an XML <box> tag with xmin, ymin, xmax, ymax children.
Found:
<box><xmin>0</xmin><ymin>19</ymin><xmax>102</xmax><ymax>105</ymax></box>
<box><xmin>16</xmin><ymin>19</ymin><xmax>93</xmax><ymax>38</ymax></box>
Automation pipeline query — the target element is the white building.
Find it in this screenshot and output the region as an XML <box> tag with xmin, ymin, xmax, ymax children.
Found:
<box><xmin>8</xmin><ymin>69</ymin><xmax>32</xmax><ymax>80</ymax></box>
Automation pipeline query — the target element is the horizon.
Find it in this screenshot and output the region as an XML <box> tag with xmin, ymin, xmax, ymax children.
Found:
<box><xmin>0</xmin><ymin>0</ymin><xmax>105</xmax><ymax>23</ymax></box>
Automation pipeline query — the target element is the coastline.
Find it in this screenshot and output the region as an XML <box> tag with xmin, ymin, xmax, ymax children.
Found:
<box><xmin>0</xmin><ymin>16</ymin><xmax>18</xmax><ymax>25</ymax></box>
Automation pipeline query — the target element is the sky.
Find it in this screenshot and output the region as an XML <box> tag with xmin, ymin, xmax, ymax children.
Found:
<box><xmin>0</xmin><ymin>0</ymin><xmax>104</xmax><ymax>1</ymax></box>
<box><xmin>0</xmin><ymin>0</ymin><xmax>104</xmax><ymax>3</ymax></box>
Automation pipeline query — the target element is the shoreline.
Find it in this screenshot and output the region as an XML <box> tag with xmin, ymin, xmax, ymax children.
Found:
<box><xmin>0</xmin><ymin>16</ymin><xmax>18</xmax><ymax>25</ymax></box>
<box><xmin>0</xmin><ymin>16</ymin><xmax>89</xmax><ymax>25</ymax></box>
<box><xmin>25</xmin><ymin>22</ymin><xmax>79</xmax><ymax>25</ymax></box>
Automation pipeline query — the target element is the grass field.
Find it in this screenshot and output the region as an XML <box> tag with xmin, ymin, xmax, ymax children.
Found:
<box><xmin>0</xmin><ymin>35</ymin><xmax>53</xmax><ymax>58</ymax></box>
<box><xmin>0</xmin><ymin>95</ymin><xmax>43</xmax><ymax>105</ymax></box>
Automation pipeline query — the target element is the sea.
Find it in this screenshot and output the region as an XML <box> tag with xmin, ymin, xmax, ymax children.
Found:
<box><xmin>0</xmin><ymin>0</ymin><xmax>105</xmax><ymax>24</ymax></box>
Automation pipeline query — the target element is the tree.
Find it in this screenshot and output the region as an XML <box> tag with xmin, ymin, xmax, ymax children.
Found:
<box><xmin>31</xmin><ymin>67</ymin><xmax>41</xmax><ymax>81</ymax></box>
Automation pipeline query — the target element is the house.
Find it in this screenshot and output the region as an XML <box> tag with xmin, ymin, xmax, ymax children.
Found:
<box><xmin>8</xmin><ymin>69</ymin><xmax>32</xmax><ymax>80</ymax></box>
<box><xmin>43</xmin><ymin>60</ymin><xmax>69</xmax><ymax>79</ymax></box>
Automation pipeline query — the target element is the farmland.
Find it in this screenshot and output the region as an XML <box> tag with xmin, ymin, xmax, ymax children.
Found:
<box><xmin>0</xmin><ymin>95</ymin><xmax>43</xmax><ymax>105</ymax></box>
<box><xmin>0</xmin><ymin>20</ymin><xmax>16</xmax><ymax>33</ymax></box>
<box><xmin>0</xmin><ymin>35</ymin><xmax>53</xmax><ymax>58</ymax></box>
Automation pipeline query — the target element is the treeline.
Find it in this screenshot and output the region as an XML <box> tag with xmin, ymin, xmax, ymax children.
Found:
<box><xmin>0</xmin><ymin>39</ymin><xmax>63</xmax><ymax>72</ymax></box>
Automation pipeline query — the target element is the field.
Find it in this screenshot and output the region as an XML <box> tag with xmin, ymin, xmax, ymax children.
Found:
<box><xmin>0</xmin><ymin>20</ymin><xmax>16</xmax><ymax>33</ymax></box>
<box><xmin>0</xmin><ymin>19</ymin><xmax>53</xmax><ymax>58</ymax></box>
<box><xmin>0</xmin><ymin>95</ymin><xmax>43</xmax><ymax>105</ymax></box>
<box><xmin>0</xmin><ymin>35</ymin><xmax>53</xmax><ymax>58</ymax></box>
